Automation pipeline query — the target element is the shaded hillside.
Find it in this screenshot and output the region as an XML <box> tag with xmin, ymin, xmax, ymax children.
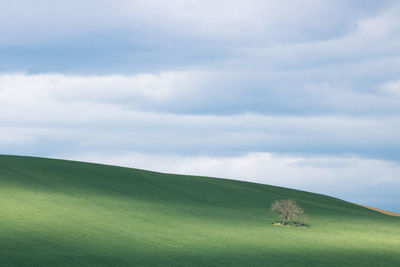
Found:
<box><xmin>0</xmin><ymin>155</ymin><xmax>399</xmax><ymax>266</ymax></box>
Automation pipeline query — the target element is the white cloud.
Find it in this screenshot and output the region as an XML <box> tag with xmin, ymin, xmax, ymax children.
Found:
<box><xmin>122</xmin><ymin>0</ymin><xmax>335</xmax><ymax>40</ymax></box>
<box><xmin>0</xmin><ymin>73</ymin><xmax>399</xmax><ymax>157</ymax></box>
<box><xmin>0</xmin><ymin>0</ymin><xmax>394</xmax><ymax>45</ymax></box>
<box><xmin>2</xmin><ymin>71</ymin><xmax>400</xmax><ymax>119</ymax></box>
<box><xmin>381</xmin><ymin>80</ymin><xmax>400</xmax><ymax>96</ymax></box>
<box><xmin>230</xmin><ymin>3</ymin><xmax>400</xmax><ymax>73</ymax></box>
<box><xmin>0</xmin><ymin>72</ymin><xmax>200</xmax><ymax>123</ymax></box>
<box><xmin>0</xmin><ymin>72</ymin><xmax>195</xmax><ymax>103</ymax></box>
<box><xmin>356</xmin><ymin>6</ymin><xmax>400</xmax><ymax>39</ymax></box>
<box><xmin>0</xmin><ymin>129</ymin><xmax>35</xmax><ymax>145</ymax></box>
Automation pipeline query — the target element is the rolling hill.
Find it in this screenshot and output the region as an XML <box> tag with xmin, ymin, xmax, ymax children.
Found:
<box><xmin>0</xmin><ymin>155</ymin><xmax>399</xmax><ymax>266</ymax></box>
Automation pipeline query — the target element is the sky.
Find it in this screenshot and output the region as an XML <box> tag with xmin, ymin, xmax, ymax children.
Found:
<box><xmin>1</xmin><ymin>0</ymin><xmax>399</xmax><ymax>212</ymax></box>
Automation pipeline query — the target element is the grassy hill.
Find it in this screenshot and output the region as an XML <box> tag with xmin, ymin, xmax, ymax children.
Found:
<box><xmin>0</xmin><ymin>155</ymin><xmax>399</xmax><ymax>266</ymax></box>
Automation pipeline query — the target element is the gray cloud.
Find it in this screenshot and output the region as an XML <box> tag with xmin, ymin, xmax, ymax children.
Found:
<box><xmin>1</xmin><ymin>1</ymin><xmax>398</xmax><ymax>73</ymax></box>
<box><xmin>0</xmin><ymin>0</ymin><xmax>390</xmax><ymax>44</ymax></box>
<box><xmin>1</xmin><ymin>75</ymin><xmax>399</xmax><ymax>159</ymax></box>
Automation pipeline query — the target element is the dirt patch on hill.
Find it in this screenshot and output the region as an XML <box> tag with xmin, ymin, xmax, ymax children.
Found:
<box><xmin>358</xmin><ymin>204</ymin><xmax>400</xmax><ymax>217</ymax></box>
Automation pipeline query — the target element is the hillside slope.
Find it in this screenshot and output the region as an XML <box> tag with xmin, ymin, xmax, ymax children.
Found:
<box><xmin>0</xmin><ymin>155</ymin><xmax>399</xmax><ymax>266</ymax></box>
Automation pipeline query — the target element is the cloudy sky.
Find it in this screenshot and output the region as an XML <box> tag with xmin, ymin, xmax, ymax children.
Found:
<box><xmin>1</xmin><ymin>0</ymin><xmax>400</xmax><ymax>211</ymax></box>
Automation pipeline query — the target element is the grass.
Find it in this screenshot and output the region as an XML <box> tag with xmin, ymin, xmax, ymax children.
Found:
<box><xmin>0</xmin><ymin>154</ymin><xmax>399</xmax><ymax>266</ymax></box>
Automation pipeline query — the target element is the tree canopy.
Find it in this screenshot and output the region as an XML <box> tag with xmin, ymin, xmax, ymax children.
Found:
<box><xmin>271</xmin><ymin>199</ymin><xmax>307</xmax><ymax>226</ymax></box>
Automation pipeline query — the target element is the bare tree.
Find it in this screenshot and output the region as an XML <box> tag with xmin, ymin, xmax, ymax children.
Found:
<box><xmin>270</xmin><ymin>199</ymin><xmax>307</xmax><ymax>226</ymax></box>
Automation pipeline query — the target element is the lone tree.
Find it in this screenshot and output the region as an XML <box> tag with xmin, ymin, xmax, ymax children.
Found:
<box><xmin>270</xmin><ymin>199</ymin><xmax>307</xmax><ymax>226</ymax></box>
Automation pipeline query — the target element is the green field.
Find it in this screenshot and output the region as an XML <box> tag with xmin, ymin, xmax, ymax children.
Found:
<box><xmin>1</xmin><ymin>155</ymin><xmax>399</xmax><ymax>266</ymax></box>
